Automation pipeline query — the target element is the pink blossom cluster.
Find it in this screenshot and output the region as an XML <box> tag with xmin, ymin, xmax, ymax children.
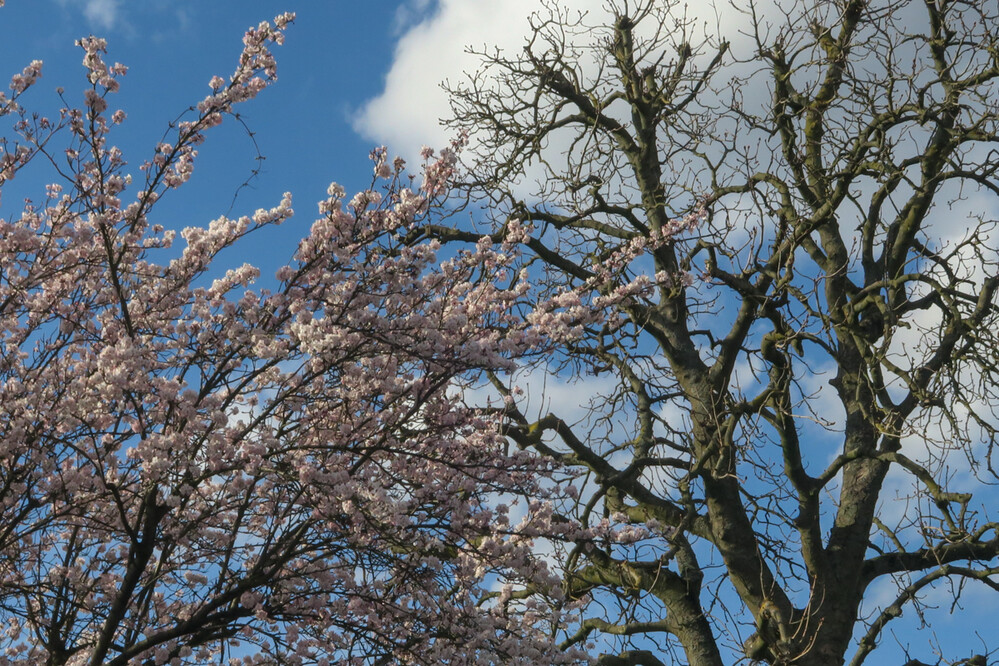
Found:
<box><xmin>522</xmin><ymin>206</ymin><xmax>705</xmax><ymax>344</ymax></box>
<box><xmin>0</xmin><ymin>19</ymin><xmax>591</xmax><ymax>666</ymax></box>
<box><xmin>420</xmin><ymin>131</ymin><xmax>469</xmax><ymax>200</ymax></box>
<box><xmin>0</xmin><ymin>60</ymin><xmax>48</xmax><ymax>202</ymax></box>
<box><xmin>197</xmin><ymin>13</ymin><xmax>295</xmax><ymax>115</ymax></box>
<box><xmin>76</xmin><ymin>37</ymin><xmax>125</xmax><ymax>90</ymax></box>
<box><xmin>8</xmin><ymin>60</ymin><xmax>42</xmax><ymax>95</ymax></box>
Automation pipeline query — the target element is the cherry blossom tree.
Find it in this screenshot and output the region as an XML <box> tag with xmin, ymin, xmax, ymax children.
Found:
<box><xmin>0</xmin><ymin>14</ymin><xmax>593</xmax><ymax>666</ymax></box>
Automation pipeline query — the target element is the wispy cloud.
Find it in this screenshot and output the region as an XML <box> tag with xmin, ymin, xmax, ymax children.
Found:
<box><xmin>391</xmin><ymin>0</ymin><xmax>435</xmax><ymax>37</ymax></box>
<box><xmin>57</xmin><ymin>0</ymin><xmax>123</xmax><ymax>31</ymax></box>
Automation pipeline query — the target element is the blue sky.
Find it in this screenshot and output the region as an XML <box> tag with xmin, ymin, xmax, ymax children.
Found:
<box><xmin>0</xmin><ymin>0</ymin><xmax>585</xmax><ymax>266</ymax></box>
<box><xmin>0</xmin><ymin>0</ymin><xmax>426</xmax><ymax>265</ymax></box>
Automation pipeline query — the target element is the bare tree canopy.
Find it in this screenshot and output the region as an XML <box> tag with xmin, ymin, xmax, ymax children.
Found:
<box><xmin>432</xmin><ymin>0</ymin><xmax>999</xmax><ymax>663</ymax></box>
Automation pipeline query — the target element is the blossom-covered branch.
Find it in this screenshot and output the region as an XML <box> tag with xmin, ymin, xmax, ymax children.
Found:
<box><xmin>0</xmin><ymin>14</ymin><xmax>592</xmax><ymax>666</ymax></box>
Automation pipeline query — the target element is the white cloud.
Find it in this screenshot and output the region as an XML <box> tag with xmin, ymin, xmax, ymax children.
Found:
<box><xmin>354</xmin><ymin>0</ymin><xmax>605</xmax><ymax>161</ymax></box>
<box><xmin>391</xmin><ymin>0</ymin><xmax>435</xmax><ymax>36</ymax></box>
<box><xmin>83</xmin><ymin>0</ymin><xmax>120</xmax><ymax>29</ymax></box>
<box><xmin>57</xmin><ymin>0</ymin><xmax>123</xmax><ymax>31</ymax></box>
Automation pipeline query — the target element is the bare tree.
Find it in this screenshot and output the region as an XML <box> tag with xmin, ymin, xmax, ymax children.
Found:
<box><xmin>429</xmin><ymin>0</ymin><xmax>999</xmax><ymax>663</ymax></box>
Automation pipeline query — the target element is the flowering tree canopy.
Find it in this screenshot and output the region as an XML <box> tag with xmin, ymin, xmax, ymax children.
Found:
<box><xmin>0</xmin><ymin>14</ymin><xmax>608</xmax><ymax>666</ymax></box>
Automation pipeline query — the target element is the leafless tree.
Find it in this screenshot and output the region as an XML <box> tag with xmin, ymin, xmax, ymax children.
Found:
<box><xmin>426</xmin><ymin>0</ymin><xmax>999</xmax><ymax>663</ymax></box>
